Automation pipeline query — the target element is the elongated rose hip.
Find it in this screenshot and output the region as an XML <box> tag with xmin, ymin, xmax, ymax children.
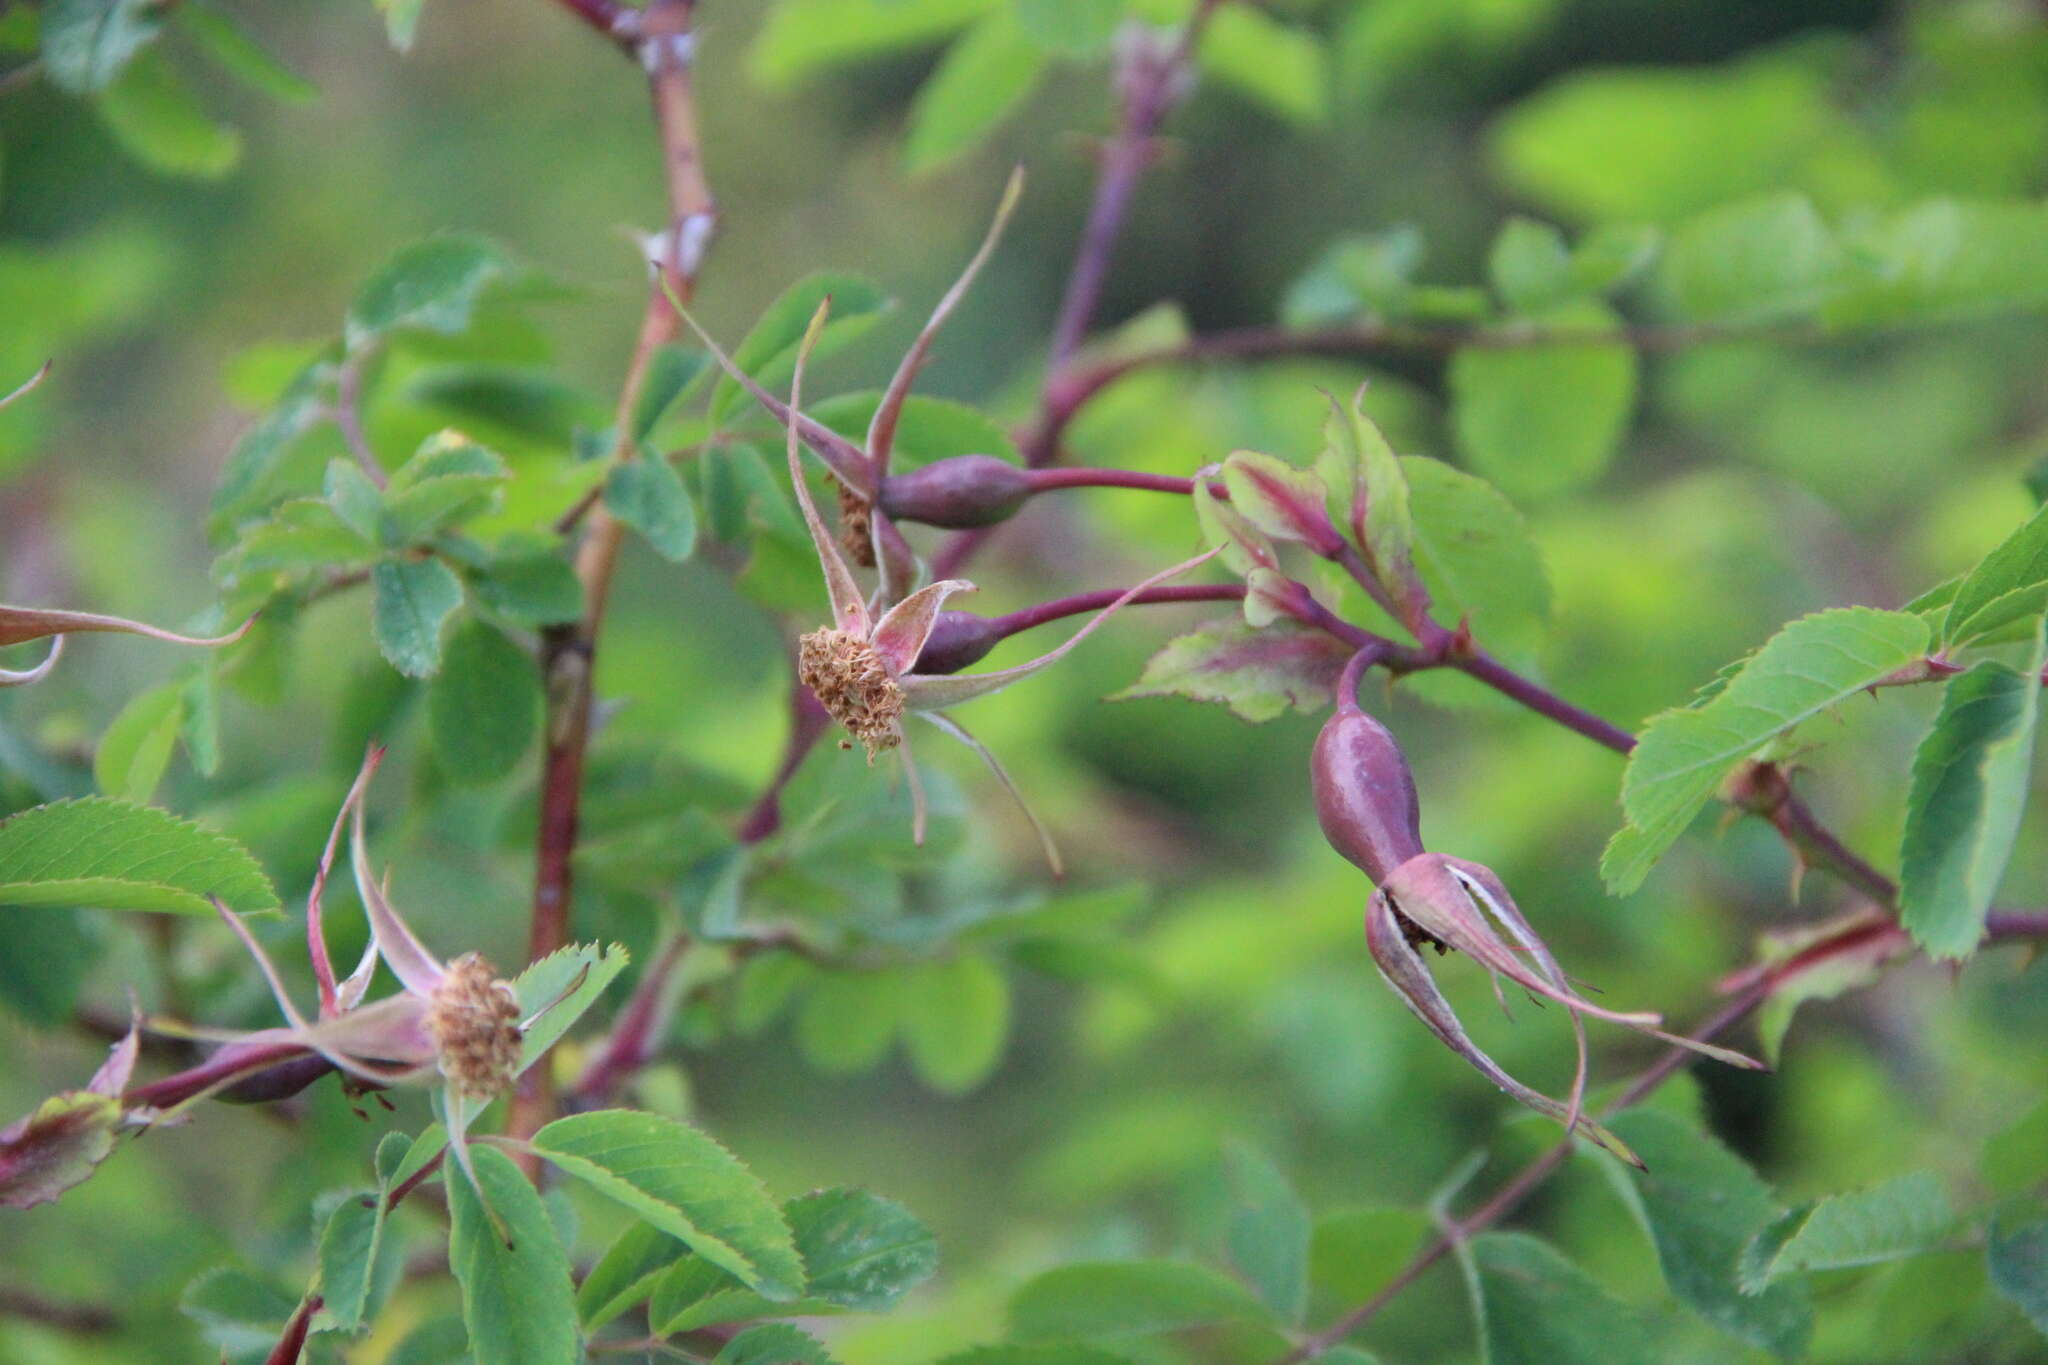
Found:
<box><xmin>1312</xmin><ymin>647</ymin><xmax>1423</xmax><ymax>880</ymax></box>
<box><xmin>877</xmin><ymin>455</ymin><xmax>1036</xmax><ymax>528</ymax></box>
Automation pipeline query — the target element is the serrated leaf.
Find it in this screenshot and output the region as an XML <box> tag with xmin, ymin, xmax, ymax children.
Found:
<box><xmin>41</xmin><ymin>0</ymin><xmax>161</xmax><ymax>92</ymax></box>
<box><xmin>1944</xmin><ymin>502</ymin><xmax>2048</xmax><ymax>647</ymax></box>
<box><xmin>94</xmin><ymin>681</ymin><xmax>184</xmax><ymax>803</ymax></box>
<box><xmin>513</xmin><ymin>942</ymin><xmax>628</xmax><ymax>1074</ymax></box>
<box><xmin>605</xmin><ymin>459</ymin><xmax>698</xmax><ymax>562</ymax></box>
<box><xmin>1401</xmin><ymin>455</ymin><xmax>1548</xmax><ymax>652</ymax></box>
<box><xmin>428</xmin><ymin>619</ymin><xmax>538</xmax><ymax>785</ymax></box>
<box><xmin>179</xmin><ymin>1267</ymin><xmax>297</xmax><ymax>1357</ymax></box>
<box><xmin>325</xmin><ymin>458</ymin><xmax>385</xmax><ymax>541</ymax></box>
<box><xmin>1450</xmin><ymin>300</ymin><xmax>1638</xmax><ymax>500</ymax></box>
<box><xmin>632</xmin><ymin>344</ymin><xmax>709</xmax><ymax>440</ymax></box>
<box><xmin>1901</xmin><ymin>616</ymin><xmax>2046</xmax><ymax>959</ymax></box>
<box><xmin>1194</xmin><ymin>479</ymin><xmax>1278</xmax><ymax>578</ymax></box>
<box><xmin>175</xmin><ymin>4</ymin><xmax>314</xmax><ymax>104</ymax></box>
<box><xmin>1010</xmin><ymin>1260</ymin><xmax>1274</xmax><ymax>1340</ymax></box>
<box><xmin>1456</xmin><ymin>1232</ymin><xmax>1656</xmax><ymax>1365</ymax></box>
<box><xmin>0</xmin><ymin>797</ymin><xmax>277</xmax><ymax>914</ymax></box>
<box><xmin>1222</xmin><ymin>450</ymin><xmax>1336</xmax><ymax>552</ymax></box>
<box><xmin>469</xmin><ymin>551</ymin><xmax>583</xmax><ymax>628</ymax></box>
<box><xmin>347</xmin><ymin>235</ymin><xmax>511</xmax><ymax>350</ymax></box>
<box><xmin>649</xmin><ymin>1186</ymin><xmax>938</xmax><ymax>1333</ymax></box>
<box><xmin>1317</xmin><ymin>393</ymin><xmax>1415</xmax><ymax>602</ymax></box>
<box><xmin>447</xmin><ymin>1143</ymin><xmax>580</xmax><ymax>1365</ymax></box>
<box><xmin>1599</xmin><ymin>1110</ymin><xmax>1812</xmax><ymax>1357</ymax></box>
<box><xmin>371</xmin><ymin>556</ymin><xmax>464</xmax><ymax>678</ymax></box>
<box><xmin>715</xmin><ymin>1324</ymin><xmax>840</xmax><ymax>1365</ymax></box>
<box><xmin>579</xmin><ymin>1221</ymin><xmax>678</xmax><ymax>1330</ymax></box>
<box><xmin>708</xmin><ymin>272</ymin><xmax>889</xmax><ymax>425</ymax></box>
<box><xmin>1115</xmin><ymin>618</ymin><xmax>1351</xmax><ymax>723</ymax></box>
<box><xmin>0</xmin><ymin>1090</ymin><xmax>122</xmax><ymax>1209</ymax></box>
<box><xmin>532</xmin><ymin>1109</ymin><xmax>803</xmax><ymax>1300</ymax></box>
<box><xmin>96</xmin><ymin>47</ymin><xmax>244</xmax><ymax>179</ymax></box>
<box><xmin>315</xmin><ymin>1187</ymin><xmax>398</xmax><ymax>1333</ymax></box>
<box><xmin>900</xmin><ymin>955</ymin><xmax>1010</xmax><ymax>1094</ymax></box>
<box><xmin>385</xmin><ymin>432</ymin><xmax>509</xmax><ymax>543</ymax></box>
<box><xmin>1738</xmin><ymin>1172</ymin><xmax>1954</xmax><ymax>1290</ymax></box>
<box><xmin>1989</xmin><ymin>1214</ymin><xmax>2048</xmax><ymax>1338</ymax></box>
<box><xmin>903</xmin><ymin>13</ymin><xmax>1048</xmax><ymax>175</ymax></box>
<box><xmin>1608</xmin><ymin>607</ymin><xmax>1931</xmax><ymax>894</ymax></box>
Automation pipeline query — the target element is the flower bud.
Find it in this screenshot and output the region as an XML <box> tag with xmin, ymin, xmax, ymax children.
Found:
<box><xmin>911</xmin><ymin>610</ymin><xmax>1003</xmax><ymax>676</ymax></box>
<box><xmin>1312</xmin><ymin>697</ymin><xmax>1424</xmax><ymax>882</ymax></box>
<box><xmin>877</xmin><ymin>456</ymin><xmax>1035</xmax><ymax>529</ymax></box>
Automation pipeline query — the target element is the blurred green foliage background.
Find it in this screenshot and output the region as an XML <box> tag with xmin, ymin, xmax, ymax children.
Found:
<box><xmin>5</xmin><ymin>0</ymin><xmax>2048</xmax><ymax>1361</ymax></box>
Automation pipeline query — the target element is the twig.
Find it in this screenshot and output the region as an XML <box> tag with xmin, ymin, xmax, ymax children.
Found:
<box><xmin>0</xmin><ymin>1287</ymin><xmax>120</xmax><ymax>1335</ymax></box>
<box><xmin>333</xmin><ymin>353</ymin><xmax>386</xmax><ymax>490</ymax></box>
<box><xmin>513</xmin><ymin>0</ymin><xmax>717</xmax><ymax>1159</ymax></box>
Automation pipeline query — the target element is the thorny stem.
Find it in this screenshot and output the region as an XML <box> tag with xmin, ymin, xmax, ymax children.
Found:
<box><xmin>514</xmin><ymin>0</ymin><xmax>715</xmax><ymax>1160</ymax></box>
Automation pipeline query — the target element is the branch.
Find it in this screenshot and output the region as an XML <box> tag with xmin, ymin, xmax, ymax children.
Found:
<box><xmin>515</xmin><ymin>0</ymin><xmax>717</xmax><ymax>1157</ymax></box>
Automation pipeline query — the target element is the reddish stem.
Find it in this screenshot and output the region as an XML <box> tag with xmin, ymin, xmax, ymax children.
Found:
<box><xmin>988</xmin><ymin>583</ymin><xmax>1244</xmax><ymax>638</ymax></box>
<box><xmin>1024</xmin><ymin>467</ymin><xmax>1200</xmax><ymax>495</ymax></box>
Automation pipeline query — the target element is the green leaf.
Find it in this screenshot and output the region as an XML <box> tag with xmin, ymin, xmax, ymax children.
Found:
<box><xmin>1449</xmin><ymin>300</ymin><xmax>1638</xmax><ymax>500</ymax></box>
<box><xmin>708</xmin><ymin>272</ymin><xmax>889</xmax><ymax>426</ymax></box>
<box><xmin>325</xmin><ymin>458</ymin><xmax>386</xmax><ymax>541</ymax></box>
<box><xmin>1989</xmin><ymin>1214</ymin><xmax>2048</xmax><ymax>1338</ymax></box>
<box><xmin>406</xmin><ymin>366</ymin><xmax>602</xmax><ymax>446</ymax></box>
<box><xmin>903</xmin><ymin>13</ymin><xmax>1048</xmax><ymax>175</ymax></box>
<box><xmin>371</xmin><ymin>556</ymin><xmax>465</xmax><ymax>678</ymax></box>
<box><xmin>1200</xmin><ymin>7</ymin><xmax>1327</xmax><ymax>126</ymax></box>
<box><xmin>94</xmin><ymin>681</ymin><xmax>184</xmax><ymax>803</ymax></box>
<box><xmin>1010</xmin><ymin>1260</ymin><xmax>1274</xmax><ymax>1340</ymax></box>
<box><xmin>209</xmin><ymin>362</ymin><xmax>331</xmax><ymax>532</ymax></box>
<box><xmin>649</xmin><ymin>1186</ymin><xmax>939</xmax><ymax>1333</ymax></box>
<box><xmin>532</xmin><ymin>1109</ymin><xmax>804</xmax><ymax>1300</ymax></box>
<box><xmin>1456</xmin><ymin>1232</ymin><xmax>1656</xmax><ymax>1365</ymax></box>
<box><xmin>715</xmin><ymin>1325</ymin><xmax>841</xmax><ymax>1365</ymax></box>
<box><xmin>512</xmin><ymin>942</ymin><xmax>629</xmax><ymax>1074</ymax></box>
<box><xmin>1113</xmin><ymin>619</ymin><xmax>1352</xmax><ymax>723</ymax></box>
<box><xmin>750</xmin><ymin>0</ymin><xmax>997</xmax><ymax>90</ymax></box>
<box><xmin>810</xmin><ymin>392</ymin><xmax>1020</xmax><ymax>468</ymax></box>
<box><xmin>605</xmin><ymin>460</ymin><xmax>699</xmax><ymax>562</ymax></box>
<box><xmin>1317</xmin><ymin>393</ymin><xmax>1414</xmax><ymax>598</ymax></box>
<box><xmin>1901</xmin><ymin>619</ymin><xmax>2047</xmax><ymax>959</ymax></box>
<box><xmin>469</xmin><ymin>551</ymin><xmax>583</xmax><ymax>628</ymax></box>
<box><xmin>0</xmin><ymin>797</ymin><xmax>278</xmax><ymax>915</ymax></box>
<box><xmin>95</xmin><ymin>48</ymin><xmax>244</xmax><ymax>179</ymax></box>
<box><xmin>385</xmin><ymin>432</ymin><xmax>510</xmax><ymax>543</ymax></box>
<box><xmin>174</xmin><ymin>4</ymin><xmax>316</xmax><ymax>104</ymax></box>
<box><xmin>1488</xmin><ymin>217</ymin><xmax>1573</xmax><ymax>312</ymax></box>
<box><xmin>41</xmin><ymin>0</ymin><xmax>161</xmax><ymax>92</ymax></box>
<box><xmin>1401</xmin><ymin>455</ymin><xmax>1550</xmax><ymax>655</ymax></box>
<box><xmin>1015</xmin><ymin>0</ymin><xmax>1119</xmax><ymax>55</ymax></box>
<box><xmin>899</xmin><ymin>955</ymin><xmax>1010</xmax><ymax>1094</ymax></box>
<box><xmin>631</xmin><ymin>344</ymin><xmax>709</xmax><ymax>440</ymax></box>
<box><xmin>1607</xmin><ymin>607</ymin><xmax>1932</xmax><ymax>894</ymax></box>
<box><xmin>1223</xmin><ymin>1144</ymin><xmax>1310</xmax><ymax>1325</ymax></box>
<box><xmin>1738</xmin><ymin>1172</ymin><xmax>1955</xmax><ymax>1290</ymax></box>
<box><xmin>446</xmin><ymin>1143</ymin><xmax>581</xmax><ymax>1365</ymax></box>
<box><xmin>1309</xmin><ymin>1206</ymin><xmax>1430</xmax><ymax>1306</ymax></box>
<box><xmin>1983</xmin><ymin>1099</ymin><xmax>2048</xmax><ymax>1197</ymax></box>
<box><xmin>315</xmin><ymin>1188</ymin><xmax>399</xmax><ymax>1333</ymax></box>
<box><xmin>795</xmin><ymin>971</ymin><xmax>898</xmax><ymax>1074</ymax></box>
<box><xmin>178</xmin><ymin>1267</ymin><xmax>297</xmax><ymax>1358</ymax></box>
<box><xmin>1659</xmin><ymin>193</ymin><xmax>1843</xmax><ymax>324</ymax></box>
<box><xmin>1943</xmin><ymin>501</ymin><xmax>2048</xmax><ymax>647</ymax></box>
<box><xmin>578</xmin><ymin>1221</ymin><xmax>678</xmax><ymax>1330</ymax></box>
<box><xmin>786</xmin><ymin>1187</ymin><xmax>938</xmax><ymax>1310</ymax></box>
<box><xmin>347</xmin><ymin>234</ymin><xmax>512</xmax><ymax>350</ymax></box>
<box><xmin>428</xmin><ymin>619</ymin><xmax>539</xmax><ymax>785</ymax></box>
<box><xmin>1828</xmin><ymin>199</ymin><xmax>2048</xmax><ymax>329</ymax></box>
<box><xmin>1599</xmin><ymin>1110</ymin><xmax>1812</xmax><ymax>1357</ymax></box>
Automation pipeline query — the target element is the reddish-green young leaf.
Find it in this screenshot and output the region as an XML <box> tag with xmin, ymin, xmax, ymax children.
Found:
<box><xmin>1113</xmin><ymin>618</ymin><xmax>1352</xmax><ymax>723</ymax></box>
